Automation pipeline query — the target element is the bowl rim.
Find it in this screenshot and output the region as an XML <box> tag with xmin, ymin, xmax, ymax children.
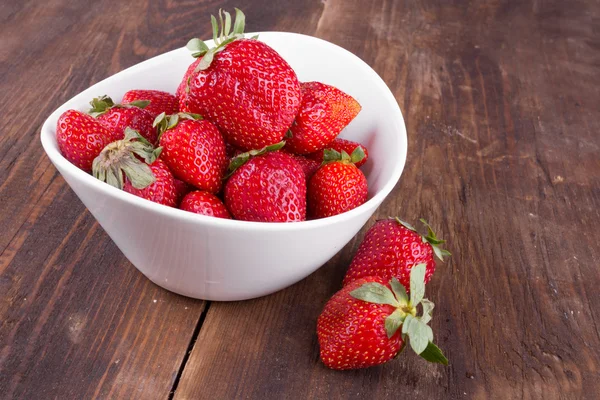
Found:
<box><xmin>40</xmin><ymin>31</ymin><xmax>407</xmax><ymax>232</ymax></box>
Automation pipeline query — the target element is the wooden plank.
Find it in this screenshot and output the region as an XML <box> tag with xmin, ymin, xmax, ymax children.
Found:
<box><xmin>173</xmin><ymin>0</ymin><xmax>600</xmax><ymax>399</ymax></box>
<box><xmin>0</xmin><ymin>1</ymin><xmax>210</xmax><ymax>398</ymax></box>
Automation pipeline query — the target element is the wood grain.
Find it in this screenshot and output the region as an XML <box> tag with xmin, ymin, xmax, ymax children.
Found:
<box><xmin>0</xmin><ymin>1</ymin><xmax>209</xmax><ymax>399</ymax></box>
<box><xmin>1</xmin><ymin>0</ymin><xmax>599</xmax><ymax>399</ymax></box>
<box><xmin>173</xmin><ymin>0</ymin><xmax>600</xmax><ymax>399</ymax></box>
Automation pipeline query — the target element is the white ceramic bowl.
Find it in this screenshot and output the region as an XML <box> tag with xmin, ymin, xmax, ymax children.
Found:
<box><xmin>40</xmin><ymin>32</ymin><xmax>407</xmax><ymax>301</ymax></box>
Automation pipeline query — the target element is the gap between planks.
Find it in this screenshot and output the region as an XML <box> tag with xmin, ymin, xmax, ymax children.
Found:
<box><xmin>168</xmin><ymin>301</ymin><xmax>212</xmax><ymax>399</ymax></box>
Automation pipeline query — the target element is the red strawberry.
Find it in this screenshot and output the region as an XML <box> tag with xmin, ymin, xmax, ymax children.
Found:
<box><xmin>224</xmin><ymin>143</ymin><xmax>306</xmax><ymax>222</ymax></box>
<box><xmin>180</xmin><ymin>191</ymin><xmax>231</xmax><ymax>219</ymax></box>
<box><xmin>307</xmin><ymin>138</ymin><xmax>369</xmax><ymax>168</ymax></box>
<box><xmin>92</xmin><ymin>127</ymin><xmax>168</xmax><ymax>204</ymax></box>
<box><xmin>123</xmin><ymin>159</ymin><xmax>177</xmax><ymax>207</ymax></box>
<box><xmin>343</xmin><ymin>218</ymin><xmax>451</xmax><ymax>289</ymax></box>
<box><xmin>307</xmin><ymin>149</ymin><xmax>368</xmax><ymax>218</ymax></box>
<box><xmin>122</xmin><ymin>89</ymin><xmax>179</xmax><ymax>119</ymax></box>
<box><xmin>157</xmin><ymin>113</ymin><xmax>227</xmax><ymax>194</ymax></box>
<box><xmin>182</xmin><ymin>9</ymin><xmax>301</xmax><ymax>150</ymax></box>
<box><xmin>56</xmin><ymin>109</ymin><xmax>122</xmax><ymax>172</ymax></box>
<box><xmin>88</xmin><ymin>95</ymin><xmax>157</xmax><ymax>144</ymax></box>
<box><xmin>173</xmin><ymin>178</ymin><xmax>194</xmax><ymax>205</ymax></box>
<box><xmin>318</xmin><ymin>265</ymin><xmax>447</xmax><ymax>370</ymax></box>
<box><xmin>285</xmin><ymin>82</ymin><xmax>361</xmax><ymax>154</ymax></box>
<box><xmin>290</xmin><ymin>154</ymin><xmax>320</xmax><ymax>181</ymax></box>
<box><xmin>225</xmin><ymin>142</ymin><xmax>244</xmax><ymax>161</ymax></box>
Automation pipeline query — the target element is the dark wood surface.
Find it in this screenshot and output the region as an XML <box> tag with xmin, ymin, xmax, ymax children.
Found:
<box><xmin>1</xmin><ymin>0</ymin><xmax>599</xmax><ymax>399</ymax></box>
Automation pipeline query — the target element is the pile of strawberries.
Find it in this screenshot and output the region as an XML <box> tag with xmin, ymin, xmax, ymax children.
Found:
<box><xmin>317</xmin><ymin>218</ymin><xmax>451</xmax><ymax>370</ymax></box>
<box><xmin>55</xmin><ymin>9</ymin><xmax>369</xmax><ymax>222</ymax></box>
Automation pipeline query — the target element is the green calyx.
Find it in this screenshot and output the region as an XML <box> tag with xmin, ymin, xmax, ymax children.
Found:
<box><xmin>349</xmin><ymin>264</ymin><xmax>448</xmax><ymax>365</ymax></box>
<box><xmin>322</xmin><ymin>147</ymin><xmax>365</xmax><ymax>166</ymax></box>
<box><xmin>88</xmin><ymin>95</ymin><xmax>150</xmax><ymax>117</ymax></box>
<box><xmin>186</xmin><ymin>8</ymin><xmax>252</xmax><ymax>72</ymax></box>
<box><xmin>153</xmin><ymin>111</ymin><xmax>203</xmax><ymax>139</ymax></box>
<box><xmin>225</xmin><ymin>141</ymin><xmax>285</xmax><ymax>178</ymax></box>
<box><xmin>395</xmin><ymin>218</ymin><xmax>452</xmax><ymax>261</ymax></box>
<box><xmin>92</xmin><ymin>127</ymin><xmax>160</xmax><ymax>190</ymax></box>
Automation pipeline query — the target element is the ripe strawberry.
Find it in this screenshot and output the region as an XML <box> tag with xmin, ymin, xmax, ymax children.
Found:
<box><xmin>122</xmin><ymin>89</ymin><xmax>179</xmax><ymax>119</ymax></box>
<box><xmin>290</xmin><ymin>154</ymin><xmax>320</xmax><ymax>181</ymax></box>
<box><xmin>182</xmin><ymin>9</ymin><xmax>301</xmax><ymax>150</ymax></box>
<box><xmin>224</xmin><ymin>143</ymin><xmax>306</xmax><ymax>222</ymax></box>
<box><xmin>123</xmin><ymin>159</ymin><xmax>177</xmax><ymax>207</ymax></box>
<box><xmin>88</xmin><ymin>95</ymin><xmax>157</xmax><ymax>144</ymax></box>
<box><xmin>318</xmin><ymin>265</ymin><xmax>447</xmax><ymax>370</ymax></box>
<box><xmin>281</xmin><ymin>148</ymin><xmax>320</xmax><ymax>181</ymax></box>
<box><xmin>173</xmin><ymin>178</ymin><xmax>194</xmax><ymax>205</ymax></box>
<box><xmin>156</xmin><ymin>113</ymin><xmax>227</xmax><ymax>194</ymax></box>
<box><xmin>92</xmin><ymin>127</ymin><xmax>172</xmax><ymax>206</ymax></box>
<box><xmin>180</xmin><ymin>191</ymin><xmax>231</xmax><ymax>219</ymax></box>
<box><xmin>307</xmin><ymin>149</ymin><xmax>367</xmax><ymax>218</ymax></box>
<box><xmin>307</xmin><ymin>138</ymin><xmax>369</xmax><ymax>168</ymax></box>
<box><xmin>285</xmin><ymin>82</ymin><xmax>361</xmax><ymax>154</ymax></box>
<box><xmin>56</xmin><ymin>109</ymin><xmax>122</xmax><ymax>172</ymax></box>
<box><xmin>343</xmin><ymin>218</ymin><xmax>451</xmax><ymax>289</ymax></box>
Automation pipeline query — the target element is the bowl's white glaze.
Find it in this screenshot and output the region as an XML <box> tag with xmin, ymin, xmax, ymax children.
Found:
<box><xmin>40</xmin><ymin>32</ymin><xmax>407</xmax><ymax>301</ymax></box>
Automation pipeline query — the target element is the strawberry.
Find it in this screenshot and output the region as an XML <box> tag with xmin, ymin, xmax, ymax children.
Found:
<box><xmin>290</xmin><ymin>154</ymin><xmax>320</xmax><ymax>181</ymax></box>
<box><xmin>173</xmin><ymin>178</ymin><xmax>194</xmax><ymax>205</ymax></box>
<box><xmin>180</xmin><ymin>191</ymin><xmax>231</xmax><ymax>219</ymax></box>
<box><xmin>88</xmin><ymin>95</ymin><xmax>157</xmax><ymax>144</ymax></box>
<box><xmin>122</xmin><ymin>89</ymin><xmax>179</xmax><ymax>119</ymax></box>
<box><xmin>56</xmin><ymin>109</ymin><xmax>122</xmax><ymax>172</ymax></box>
<box><xmin>224</xmin><ymin>142</ymin><xmax>306</xmax><ymax>222</ymax></box>
<box><xmin>285</xmin><ymin>82</ymin><xmax>361</xmax><ymax>154</ymax></box>
<box><xmin>91</xmin><ymin>127</ymin><xmax>173</xmax><ymax>205</ymax></box>
<box><xmin>307</xmin><ymin>138</ymin><xmax>369</xmax><ymax>168</ymax></box>
<box><xmin>123</xmin><ymin>159</ymin><xmax>177</xmax><ymax>207</ymax></box>
<box><xmin>182</xmin><ymin>9</ymin><xmax>301</xmax><ymax>150</ymax></box>
<box><xmin>156</xmin><ymin>113</ymin><xmax>227</xmax><ymax>194</ymax></box>
<box><xmin>307</xmin><ymin>148</ymin><xmax>368</xmax><ymax>218</ymax></box>
<box><xmin>280</xmin><ymin>148</ymin><xmax>320</xmax><ymax>181</ymax></box>
<box><xmin>318</xmin><ymin>265</ymin><xmax>448</xmax><ymax>370</ymax></box>
<box><xmin>343</xmin><ymin>218</ymin><xmax>451</xmax><ymax>289</ymax></box>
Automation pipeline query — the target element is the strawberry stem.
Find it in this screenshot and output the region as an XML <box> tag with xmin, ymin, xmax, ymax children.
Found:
<box><xmin>225</xmin><ymin>141</ymin><xmax>285</xmax><ymax>178</ymax></box>
<box><xmin>395</xmin><ymin>217</ymin><xmax>451</xmax><ymax>261</ymax></box>
<box><xmin>186</xmin><ymin>8</ymin><xmax>247</xmax><ymax>71</ymax></box>
<box><xmin>92</xmin><ymin>128</ymin><xmax>156</xmax><ymax>190</ymax></box>
<box><xmin>350</xmin><ymin>265</ymin><xmax>448</xmax><ymax>365</ymax></box>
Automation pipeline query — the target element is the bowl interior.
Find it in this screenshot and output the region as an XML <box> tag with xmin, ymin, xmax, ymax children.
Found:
<box><xmin>41</xmin><ymin>32</ymin><xmax>407</xmax><ymax>225</ymax></box>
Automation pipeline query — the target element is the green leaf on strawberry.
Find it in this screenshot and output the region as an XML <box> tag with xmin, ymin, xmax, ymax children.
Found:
<box><xmin>419</xmin><ymin>342</ymin><xmax>449</xmax><ymax>365</ymax></box>
<box><xmin>409</xmin><ymin>263</ymin><xmax>427</xmax><ymax>305</ymax></box>
<box><xmin>225</xmin><ymin>141</ymin><xmax>286</xmax><ymax>178</ymax></box>
<box><xmin>188</xmin><ymin>8</ymin><xmax>247</xmax><ymax>72</ymax></box>
<box><xmin>349</xmin><ymin>265</ymin><xmax>447</xmax><ymax>364</ymax></box>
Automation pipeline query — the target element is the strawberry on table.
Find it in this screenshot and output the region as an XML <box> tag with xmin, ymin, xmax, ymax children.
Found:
<box><xmin>307</xmin><ymin>138</ymin><xmax>369</xmax><ymax>168</ymax></box>
<box><xmin>156</xmin><ymin>112</ymin><xmax>227</xmax><ymax>194</ymax></box>
<box><xmin>318</xmin><ymin>264</ymin><xmax>448</xmax><ymax>370</ymax></box>
<box><xmin>285</xmin><ymin>82</ymin><xmax>361</xmax><ymax>155</ymax></box>
<box><xmin>307</xmin><ymin>148</ymin><xmax>368</xmax><ymax>218</ymax></box>
<box><xmin>343</xmin><ymin>218</ymin><xmax>451</xmax><ymax>289</ymax></box>
<box><xmin>91</xmin><ymin>127</ymin><xmax>176</xmax><ymax>206</ymax></box>
<box><xmin>180</xmin><ymin>191</ymin><xmax>231</xmax><ymax>219</ymax></box>
<box><xmin>224</xmin><ymin>142</ymin><xmax>306</xmax><ymax>222</ymax></box>
<box><xmin>56</xmin><ymin>109</ymin><xmax>122</xmax><ymax>172</ymax></box>
<box><xmin>122</xmin><ymin>89</ymin><xmax>179</xmax><ymax>119</ymax></box>
<box><xmin>181</xmin><ymin>9</ymin><xmax>301</xmax><ymax>150</ymax></box>
<box><xmin>88</xmin><ymin>95</ymin><xmax>157</xmax><ymax>144</ymax></box>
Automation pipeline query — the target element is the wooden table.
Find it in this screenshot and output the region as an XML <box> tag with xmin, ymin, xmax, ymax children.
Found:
<box><xmin>1</xmin><ymin>0</ymin><xmax>599</xmax><ymax>398</ymax></box>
